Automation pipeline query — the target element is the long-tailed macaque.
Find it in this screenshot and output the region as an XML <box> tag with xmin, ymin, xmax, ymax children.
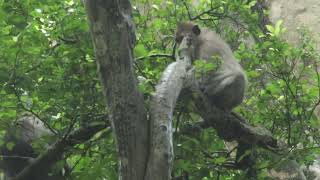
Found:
<box><xmin>0</xmin><ymin>115</ymin><xmax>66</xmax><ymax>180</ymax></box>
<box><xmin>175</xmin><ymin>22</ymin><xmax>247</xmax><ymax>111</ymax></box>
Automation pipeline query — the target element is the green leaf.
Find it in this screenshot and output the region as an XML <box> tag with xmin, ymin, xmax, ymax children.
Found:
<box><xmin>214</xmin><ymin>157</ymin><xmax>226</xmax><ymax>164</ymax></box>
<box><xmin>266</xmin><ymin>25</ymin><xmax>275</xmax><ymax>34</ymax></box>
<box><xmin>6</xmin><ymin>142</ymin><xmax>15</xmax><ymax>151</ymax></box>
<box><xmin>151</xmin><ymin>4</ymin><xmax>159</xmax><ymax>10</ymax></box>
<box><xmin>274</xmin><ymin>20</ymin><xmax>283</xmax><ymax>36</ymax></box>
<box><xmin>248</xmin><ymin>1</ymin><xmax>257</xmax><ymax>8</ymax></box>
<box><xmin>134</xmin><ymin>44</ymin><xmax>148</xmax><ymax>57</ymax></box>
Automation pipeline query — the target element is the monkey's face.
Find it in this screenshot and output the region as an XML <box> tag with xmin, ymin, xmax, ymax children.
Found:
<box><xmin>175</xmin><ymin>23</ymin><xmax>201</xmax><ymax>58</ymax></box>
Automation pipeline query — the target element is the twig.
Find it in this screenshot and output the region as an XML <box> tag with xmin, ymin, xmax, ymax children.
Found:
<box><xmin>135</xmin><ymin>54</ymin><xmax>174</xmax><ymax>61</ymax></box>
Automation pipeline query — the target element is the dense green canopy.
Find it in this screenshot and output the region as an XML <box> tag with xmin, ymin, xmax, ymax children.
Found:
<box><xmin>0</xmin><ymin>0</ymin><xmax>319</xmax><ymax>179</ymax></box>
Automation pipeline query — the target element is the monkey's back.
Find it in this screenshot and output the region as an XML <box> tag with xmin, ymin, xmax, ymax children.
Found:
<box><xmin>197</xmin><ymin>28</ymin><xmax>247</xmax><ymax>111</ymax></box>
<box><xmin>197</xmin><ymin>29</ymin><xmax>234</xmax><ymax>62</ymax></box>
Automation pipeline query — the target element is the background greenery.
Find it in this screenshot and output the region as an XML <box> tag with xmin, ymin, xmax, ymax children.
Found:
<box><xmin>0</xmin><ymin>0</ymin><xmax>319</xmax><ymax>179</ymax></box>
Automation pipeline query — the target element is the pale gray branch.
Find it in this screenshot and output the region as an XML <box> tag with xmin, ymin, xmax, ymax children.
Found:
<box><xmin>145</xmin><ymin>48</ymin><xmax>192</xmax><ymax>180</ymax></box>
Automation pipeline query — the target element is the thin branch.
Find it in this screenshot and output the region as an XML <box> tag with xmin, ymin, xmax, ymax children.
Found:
<box><xmin>182</xmin><ymin>0</ymin><xmax>225</xmax><ymax>21</ymax></box>
<box><xmin>135</xmin><ymin>54</ymin><xmax>174</xmax><ymax>61</ymax></box>
<box><xmin>308</xmin><ymin>61</ymin><xmax>320</xmax><ymax>120</ymax></box>
<box><xmin>12</xmin><ymin>86</ymin><xmax>58</xmax><ymax>135</ymax></box>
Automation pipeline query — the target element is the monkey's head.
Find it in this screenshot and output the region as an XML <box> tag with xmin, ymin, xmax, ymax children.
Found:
<box><xmin>175</xmin><ymin>22</ymin><xmax>201</xmax><ymax>57</ymax></box>
<box><xmin>175</xmin><ymin>22</ymin><xmax>201</xmax><ymax>46</ymax></box>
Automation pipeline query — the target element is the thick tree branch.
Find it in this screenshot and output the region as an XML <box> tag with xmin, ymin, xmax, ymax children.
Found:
<box><xmin>199</xmin><ymin>96</ymin><xmax>277</xmax><ymax>149</ymax></box>
<box><xmin>84</xmin><ymin>1</ymin><xmax>148</xmax><ymax>180</ymax></box>
<box><xmin>142</xmin><ymin>38</ymin><xmax>280</xmax><ymax>179</ymax></box>
<box><xmin>145</xmin><ymin>48</ymin><xmax>192</xmax><ymax>179</ymax></box>
<box><xmin>182</xmin><ymin>68</ymin><xmax>277</xmax><ymax>149</ymax></box>
<box><xmin>10</xmin><ymin>124</ymin><xmax>107</xmax><ymax>180</ymax></box>
<box><xmin>145</xmin><ymin>34</ymin><xmax>277</xmax><ymax>180</ymax></box>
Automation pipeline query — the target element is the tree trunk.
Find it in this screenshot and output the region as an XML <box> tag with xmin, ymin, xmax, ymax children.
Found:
<box><xmin>84</xmin><ymin>1</ymin><xmax>277</xmax><ymax>180</ymax></box>
<box><xmin>84</xmin><ymin>1</ymin><xmax>149</xmax><ymax>180</ymax></box>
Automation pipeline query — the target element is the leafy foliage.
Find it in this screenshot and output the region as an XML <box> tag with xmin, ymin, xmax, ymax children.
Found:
<box><xmin>0</xmin><ymin>0</ymin><xmax>319</xmax><ymax>179</ymax></box>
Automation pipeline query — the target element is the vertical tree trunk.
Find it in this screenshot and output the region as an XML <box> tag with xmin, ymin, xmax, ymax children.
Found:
<box><xmin>84</xmin><ymin>1</ymin><xmax>148</xmax><ymax>179</ymax></box>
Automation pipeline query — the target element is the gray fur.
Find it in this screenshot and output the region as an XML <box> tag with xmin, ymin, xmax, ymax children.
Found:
<box><xmin>176</xmin><ymin>22</ymin><xmax>247</xmax><ymax>111</ymax></box>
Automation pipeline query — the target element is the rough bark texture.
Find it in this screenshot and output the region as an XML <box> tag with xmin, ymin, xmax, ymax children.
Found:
<box><xmin>145</xmin><ymin>49</ymin><xmax>192</xmax><ymax>180</ymax></box>
<box><xmin>84</xmin><ymin>1</ymin><xmax>148</xmax><ymax>180</ymax></box>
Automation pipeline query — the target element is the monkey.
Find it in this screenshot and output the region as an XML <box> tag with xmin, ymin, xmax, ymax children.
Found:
<box><xmin>175</xmin><ymin>22</ymin><xmax>247</xmax><ymax>111</ymax></box>
<box><xmin>0</xmin><ymin>115</ymin><xmax>67</xmax><ymax>180</ymax></box>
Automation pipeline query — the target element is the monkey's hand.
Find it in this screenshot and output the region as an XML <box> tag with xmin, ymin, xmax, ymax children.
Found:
<box><xmin>177</xmin><ymin>38</ymin><xmax>194</xmax><ymax>62</ymax></box>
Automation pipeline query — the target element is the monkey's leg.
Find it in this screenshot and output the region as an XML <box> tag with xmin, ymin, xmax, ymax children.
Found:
<box><xmin>204</xmin><ymin>74</ymin><xmax>245</xmax><ymax>111</ymax></box>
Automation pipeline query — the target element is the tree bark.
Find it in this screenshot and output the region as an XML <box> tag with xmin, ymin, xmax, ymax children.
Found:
<box><xmin>84</xmin><ymin>2</ymin><xmax>277</xmax><ymax>180</ymax></box>
<box><xmin>145</xmin><ymin>49</ymin><xmax>192</xmax><ymax>180</ymax></box>
<box><xmin>84</xmin><ymin>1</ymin><xmax>149</xmax><ymax>180</ymax></box>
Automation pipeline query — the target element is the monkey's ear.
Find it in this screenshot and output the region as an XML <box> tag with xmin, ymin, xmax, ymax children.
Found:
<box><xmin>192</xmin><ymin>25</ymin><xmax>201</xmax><ymax>35</ymax></box>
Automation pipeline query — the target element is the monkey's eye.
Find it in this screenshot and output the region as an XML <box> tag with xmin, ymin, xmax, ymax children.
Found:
<box><xmin>175</xmin><ymin>36</ymin><xmax>183</xmax><ymax>43</ymax></box>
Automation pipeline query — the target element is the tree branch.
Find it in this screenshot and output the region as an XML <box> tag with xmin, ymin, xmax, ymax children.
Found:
<box><xmin>145</xmin><ymin>46</ymin><xmax>192</xmax><ymax>179</ymax></box>
<box><xmin>10</xmin><ymin>123</ymin><xmax>108</xmax><ymax>180</ymax></box>
<box><xmin>135</xmin><ymin>54</ymin><xmax>174</xmax><ymax>61</ymax></box>
<box><xmin>182</xmin><ymin>69</ymin><xmax>278</xmax><ymax>149</ymax></box>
